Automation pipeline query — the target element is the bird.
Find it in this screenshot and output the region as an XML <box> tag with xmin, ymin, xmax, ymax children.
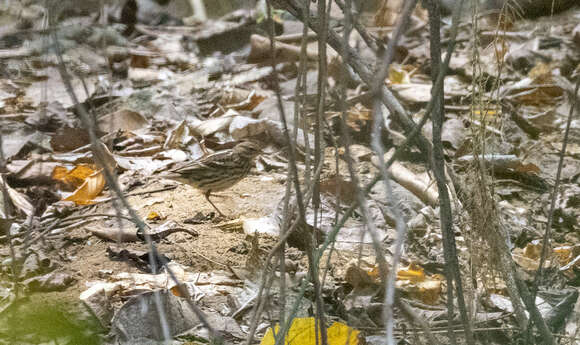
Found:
<box><xmin>162</xmin><ymin>141</ymin><xmax>262</xmax><ymax>217</ymax></box>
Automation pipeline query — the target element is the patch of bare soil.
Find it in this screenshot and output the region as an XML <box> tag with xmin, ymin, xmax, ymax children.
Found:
<box><xmin>63</xmin><ymin>172</ymin><xmax>285</xmax><ymax>291</ymax></box>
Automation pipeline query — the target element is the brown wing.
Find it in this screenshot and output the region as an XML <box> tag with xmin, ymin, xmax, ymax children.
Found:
<box><xmin>165</xmin><ymin>149</ymin><xmax>249</xmax><ymax>191</ymax></box>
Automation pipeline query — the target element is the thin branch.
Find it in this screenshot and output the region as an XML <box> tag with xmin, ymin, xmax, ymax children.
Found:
<box><xmin>334</xmin><ymin>0</ymin><xmax>379</xmax><ymax>53</ymax></box>
<box><xmin>369</xmin><ymin>1</ymin><xmax>419</xmax><ymax>343</ymax></box>
<box><xmin>313</xmin><ymin>1</ymin><xmax>330</xmax><ymax>344</ymax></box>
<box><xmin>424</xmin><ymin>1</ymin><xmax>474</xmax><ymax>344</ymax></box>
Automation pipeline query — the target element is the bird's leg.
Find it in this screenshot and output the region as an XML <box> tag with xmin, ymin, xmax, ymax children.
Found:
<box><xmin>209</xmin><ymin>193</ymin><xmax>231</xmax><ymax>199</ymax></box>
<box><xmin>204</xmin><ymin>190</ymin><xmax>225</xmax><ymax>217</ymax></box>
<box><xmin>199</xmin><ymin>138</ymin><xmax>210</xmax><ymax>156</ymax></box>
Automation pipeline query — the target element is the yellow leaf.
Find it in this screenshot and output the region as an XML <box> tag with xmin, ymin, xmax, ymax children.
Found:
<box><xmin>553</xmin><ymin>246</ymin><xmax>571</xmax><ymax>263</ymax></box>
<box><xmin>396</xmin><ymin>263</ymin><xmax>442</xmax><ymax>304</ymax></box>
<box><xmin>64</xmin><ymin>169</ymin><xmax>105</xmax><ymax>205</ymax></box>
<box><xmin>389</xmin><ymin>65</ymin><xmax>411</xmax><ymax>84</ymax></box>
<box><xmin>397</xmin><ymin>262</ymin><xmax>426</xmax><ymax>283</ymax></box>
<box><xmin>472</xmin><ymin>106</ymin><xmax>501</xmax><ymax>119</ymax></box>
<box><xmin>52</xmin><ymin>164</ymin><xmax>98</xmax><ymax>188</ymax></box>
<box><xmin>147</xmin><ymin>211</ymin><xmax>161</xmax><ymax>221</ymax></box>
<box><xmin>260</xmin><ymin>317</ymin><xmax>359</xmax><ymax>345</ymax></box>
<box><xmin>52</xmin><ymin>166</ymin><xmax>69</xmax><ymax>183</ymax></box>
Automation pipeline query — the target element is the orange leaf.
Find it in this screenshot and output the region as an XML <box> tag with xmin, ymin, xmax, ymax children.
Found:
<box><xmin>147</xmin><ymin>211</ymin><xmax>162</xmax><ymax>221</ymax></box>
<box><xmin>52</xmin><ymin>164</ymin><xmax>98</xmax><ymax>188</ymax></box>
<box><xmin>397</xmin><ymin>263</ymin><xmax>426</xmax><ymax>283</ymax></box>
<box><xmin>64</xmin><ymin>169</ymin><xmax>105</xmax><ymax>205</ymax></box>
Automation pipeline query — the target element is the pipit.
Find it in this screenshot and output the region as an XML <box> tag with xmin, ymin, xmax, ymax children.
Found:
<box><xmin>163</xmin><ymin>141</ymin><xmax>262</xmax><ymax>216</ymax></box>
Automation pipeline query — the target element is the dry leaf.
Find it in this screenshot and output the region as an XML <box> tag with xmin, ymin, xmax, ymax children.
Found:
<box><xmin>472</xmin><ymin>106</ymin><xmax>501</xmax><ymax>119</ymax></box>
<box><xmin>219</xmin><ymin>88</ymin><xmax>265</xmax><ymax>111</ymax></box>
<box><xmin>528</xmin><ymin>62</ymin><xmax>555</xmax><ymax>84</ymax></box>
<box><xmin>396</xmin><ymin>263</ymin><xmax>426</xmax><ymax>283</ymax></box>
<box><xmin>388</xmin><ymin>65</ymin><xmax>411</xmax><ymax>84</ymax></box>
<box><xmin>374</xmin><ymin>0</ymin><xmax>403</xmax><ymax>27</ymax></box>
<box><xmin>391</xmin><ymin>83</ymin><xmax>432</xmax><ymax>103</ymax></box>
<box><xmin>396</xmin><ymin>263</ymin><xmax>442</xmax><ymax>305</ymax></box>
<box><xmin>64</xmin><ymin>169</ymin><xmax>106</xmax><ymax>205</ymax></box>
<box><xmin>52</xmin><ymin>164</ymin><xmax>98</xmax><ymax>189</ymax></box>
<box><xmin>147</xmin><ymin>211</ymin><xmax>162</xmax><ymax>221</ymax></box>
<box><xmin>97</xmin><ymin>109</ymin><xmax>150</xmax><ymax>133</ymax></box>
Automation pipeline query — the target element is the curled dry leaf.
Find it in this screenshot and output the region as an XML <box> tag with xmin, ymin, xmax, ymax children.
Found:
<box><xmin>208</xmin><ymin>88</ymin><xmax>266</xmax><ymax>119</ymax></box>
<box><xmin>80</xmin><ymin>282</ymin><xmax>120</xmax><ymax>327</ymax></box>
<box><xmin>504</xmin><ymin>63</ymin><xmax>564</xmax><ymax>106</ymax></box>
<box><xmin>372</xmin><ymin>153</ymin><xmax>439</xmax><ymax>206</ymax></box>
<box><xmin>326</xmin><ymin>103</ymin><xmax>371</xmax><ymax>133</ymax></box>
<box><xmin>164</xmin><ymin>120</ymin><xmax>194</xmax><ymax>150</ymax></box>
<box><xmin>192</xmin><ymin>112</ymin><xmax>236</xmax><ymax>137</ymax></box>
<box><xmin>396</xmin><ymin>262</ymin><xmax>427</xmax><ymax>283</ymax></box>
<box><xmin>52</xmin><ymin>164</ymin><xmax>98</xmax><ymax>190</ymax></box>
<box><xmin>512</xmin><ymin>246</ymin><xmax>552</xmax><ymax>271</ymax></box>
<box><xmin>229</xmin><ymin>116</ymin><xmax>269</xmax><ymax>139</ymax></box>
<box><xmin>111</xmin><ymin>289</ymin><xmax>200</xmax><ymax>342</ymax></box>
<box><xmin>221</xmin><ymin>89</ymin><xmax>265</xmax><ymax>109</ymax></box>
<box><xmin>396</xmin><ymin>263</ymin><xmax>442</xmax><ymax>305</ymax></box>
<box><xmin>63</xmin><ymin>169</ymin><xmax>106</xmax><ymax>205</ymax></box>
<box><xmin>554</xmin><ymin>245</ymin><xmax>580</xmax><ymax>278</ymax></box>
<box><xmin>128</xmin><ymin>67</ymin><xmax>173</xmax><ymax>86</ymax></box>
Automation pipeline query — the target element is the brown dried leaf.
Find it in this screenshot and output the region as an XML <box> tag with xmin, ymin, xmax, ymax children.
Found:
<box><xmin>97</xmin><ymin>109</ymin><xmax>150</xmax><ymax>133</ymax></box>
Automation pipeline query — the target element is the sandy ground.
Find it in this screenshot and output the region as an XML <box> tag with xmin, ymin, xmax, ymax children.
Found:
<box><xmin>62</xmin><ymin>171</ymin><xmax>287</xmax><ymax>293</ymax></box>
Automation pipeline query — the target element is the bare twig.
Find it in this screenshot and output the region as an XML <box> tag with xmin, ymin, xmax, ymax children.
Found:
<box><xmin>334</xmin><ymin>0</ymin><xmax>379</xmax><ymax>53</ymax></box>
<box><xmin>95</xmin><ymin>185</ymin><xmax>178</xmax><ymax>204</ymax></box>
<box><xmin>424</xmin><ymin>1</ymin><xmax>474</xmax><ymax>344</ymax></box>
<box><xmin>368</xmin><ymin>1</ymin><xmax>419</xmax><ymax>343</ymax></box>
<box><xmin>312</xmin><ymin>0</ymin><xmax>329</xmax><ymax>343</ymax></box>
